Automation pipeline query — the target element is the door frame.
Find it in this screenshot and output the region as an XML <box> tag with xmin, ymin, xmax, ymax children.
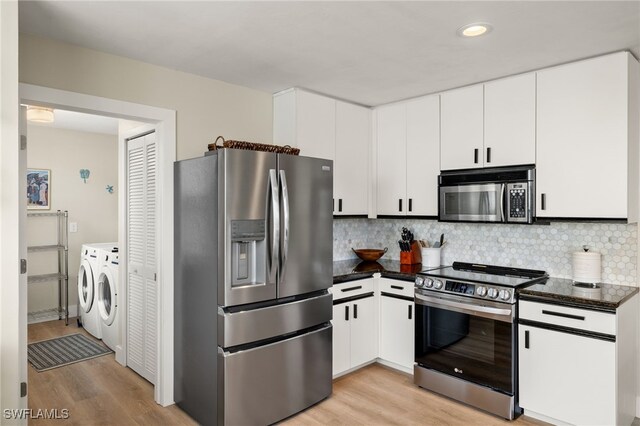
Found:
<box><xmin>19</xmin><ymin>83</ymin><xmax>176</xmax><ymax>406</ymax></box>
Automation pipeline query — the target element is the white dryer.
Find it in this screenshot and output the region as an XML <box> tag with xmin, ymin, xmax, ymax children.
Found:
<box><xmin>77</xmin><ymin>245</ymin><xmax>102</xmax><ymax>339</ymax></box>
<box><xmin>97</xmin><ymin>250</ymin><xmax>119</xmax><ymax>351</ymax></box>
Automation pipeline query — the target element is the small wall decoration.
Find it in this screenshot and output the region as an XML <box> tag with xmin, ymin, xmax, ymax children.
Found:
<box><xmin>27</xmin><ymin>169</ymin><xmax>51</xmax><ymax>210</ymax></box>
<box><xmin>79</xmin><ymin>169</ymin><xmax>90</xmax><ymax>183</ymax></box>
<box><xmin>106</xmin><ymin>185</ymin><xmax>114</xmax><ymax>194</ymax></box>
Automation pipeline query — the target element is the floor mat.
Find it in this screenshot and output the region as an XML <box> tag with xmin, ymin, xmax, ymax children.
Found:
<box><xmin>28</xmin><ymin>333</ymin><xmax>113</xmax><ymax>372</ymax></box>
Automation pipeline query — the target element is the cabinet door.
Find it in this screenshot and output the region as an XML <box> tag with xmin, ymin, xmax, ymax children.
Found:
<box><xmin>379</xmin><ymin>295</ymin><xmax>414</xmax><ymax>369</ymax></box>
<box><xmin>536</xmin><ymin>54</ymin><xmax>628</xmax><ymax>218</ymax></box>
<box><xmin>296</xmin><ymin>90</ymin><xmax>336</xmax><ymax>161</ymax></box>
<box><xmin>335</xmin><ymin>101</ymin><xmax>370</xmax><ymax>215</ymax></box>
<box><xmin>376</xmin><ymin>103</ymin><xmax>407</xmax><ymax>215</ymax></box>
<box><xmin>332</xmin><ymin>303</ymin><xmax>351</xmax><ymax>376</ymax></box>
<box><xmin>406</xmin><ymin>95</ymin><xmax>440</xmax><ymax>216</ymax></box>
<box><xmin>519</xmin><ymin>325</ymin><xmax>615</xmax><ymax>425</ymax></box>
<box><xmin>349</xmin><ymin>296</ymin><xmax>377</xmax><ymax>368</ymax></box>
<box><xmin>440</xmin><ymin>85</ymin><xmax>484</xmax><ymax>170</ymax></box>
<box><xmin>484</xmin><ymin>73</ymin><xmax>536</xmax><ymax>167</ymax></box>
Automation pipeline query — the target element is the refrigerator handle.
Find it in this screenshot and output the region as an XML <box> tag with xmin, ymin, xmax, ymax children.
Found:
<box><xmin>279</xmin><ymin>170</ymin><xmax>290</xmax><ymax>281</ymax></box>
<box><xmin>268</xmin><ymin>169</ymin><xmax>280</xmax><ymax>284</ymax></box>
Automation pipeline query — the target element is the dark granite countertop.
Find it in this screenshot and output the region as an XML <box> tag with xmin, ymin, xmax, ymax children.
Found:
<box><xmin>518</xmin><ymin>277</ymin><xmax>639</xmax><ymax>313</ymax></box>
<box><xmin>333</xmin><ymin>259</ymin><xmax>426</xmax><ymax>284</ymax></box>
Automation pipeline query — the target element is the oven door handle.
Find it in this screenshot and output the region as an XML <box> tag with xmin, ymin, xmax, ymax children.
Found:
<box><xmin>415</xmin><ymin>293</ymin><xmax>514</xmax><ymax>323</ymax></box>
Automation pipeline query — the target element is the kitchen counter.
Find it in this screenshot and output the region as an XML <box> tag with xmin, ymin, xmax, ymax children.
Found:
<box><xmin>518</xmin><ymin>277</ymin><xmax>639</xmax><ymax>313</ymax></box>
<box><xmin>333</xmin><ymin>259</ymin><xmax>425</xmax><ymax>284</ymax></box>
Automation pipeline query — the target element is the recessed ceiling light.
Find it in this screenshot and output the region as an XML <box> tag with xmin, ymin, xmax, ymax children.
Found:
<box><xmin>458</xmin><ymin>23</ymin><xmax>492</xmax><ymax>38</ymax></box>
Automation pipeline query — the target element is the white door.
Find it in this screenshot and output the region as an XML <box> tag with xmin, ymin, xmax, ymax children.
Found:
<box><xmin>334</xmin><ymin>101</ymin><xmax>370</xmax><ymax>215</ymax></box>
<box><xmin>349</xmin><ymin>296</ymin><xmax>377</xmax><ymax>368</ymax></box>
<box><xmin>440</xmin><ymin>84</ymin><xmax>484</xmax><ymax>170</ymax></box>
<box><xmin>406</xmin><ymin>95</ymin><xmax>440</xmax><ymax>216</ymax></box>
<box><xmin>296</xmin><ymin>90</ymin><xmax>336</xmax><ymax>160</ymax></box>
<box><xmin>126</xmin><ymin>131</ymin><xmax>158</xmax><ymax>384</ymax></box>
<box><xmin>376</xmin><ymin>103</ymin><xmax>407</xmax><ymax>215</ymax></box>
<box><xmin>332</xmin><ymin>303</ymin><xmax>350</xmax><ymax>376</ymax></box>
<box><xmin>484</xmin><ymin>73</ymin><xmax>536</xmax><ymax>167</ymax></box>
<box><xmin>379</xmin><ymin>295</ymin><xmax>414</xmax><ymax>369</ymax></box>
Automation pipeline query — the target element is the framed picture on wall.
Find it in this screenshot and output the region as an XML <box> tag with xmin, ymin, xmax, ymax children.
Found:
<box><xmin>27</xmin><ymin>169</ymin><xmax>51</xmax><ymax>210</ymax></box>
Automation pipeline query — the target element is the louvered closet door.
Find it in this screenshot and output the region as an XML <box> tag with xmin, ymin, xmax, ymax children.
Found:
<box><xmin>126</xmin><ymin>131</ymin><xmax>157</xmax><ymax>384</ymax></box>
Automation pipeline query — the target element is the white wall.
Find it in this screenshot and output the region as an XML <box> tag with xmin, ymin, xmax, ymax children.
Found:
<box><xmin>26</xmin><ymin>125</ymin><xmax>118</xmax><ymax>314</ymax></box>
<box><xmin>19</xmin><ymin>34</ymin><xmax>274</xmax><ymax>161</ymax></box>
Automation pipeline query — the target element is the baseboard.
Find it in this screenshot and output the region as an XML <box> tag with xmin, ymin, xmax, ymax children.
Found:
<box><xmin>375</xmin><ymin>358</ymin><xmax>413</xmax><ymax>375</ymax></box>
<box><xmin>522</xmin><ymin>409</ymin><xmax>571</xmax><ymax>426</ymax></box>
<box><xmin>636</xmin><ymin>396</ymin><xmax>640</xmax><ymax>417</ymax></box>
<box><xmin>115</xmin><ymin>344</ymin><xmax>125</xmax><ymax>366</ymax></box>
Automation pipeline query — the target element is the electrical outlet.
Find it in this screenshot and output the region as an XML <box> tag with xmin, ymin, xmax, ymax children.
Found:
<box><xmin>69</xmin><ymin>222</ymin><xmax>78</xmax><ymax>233</ymax></box>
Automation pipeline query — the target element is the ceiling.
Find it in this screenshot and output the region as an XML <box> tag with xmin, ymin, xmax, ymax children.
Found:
<box><xmin>27</xmin><ymin>108</ymin><xmax>119</xmax><ymax>135</ymax></box>
<box><xmin>19</xmin><ymin>1</ymin><xmax>640</xmax><ymax>106</ymax></box>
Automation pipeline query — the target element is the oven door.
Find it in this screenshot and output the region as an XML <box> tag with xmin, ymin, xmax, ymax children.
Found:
<box><xmin>439</xmin><ymin>183</ymin><xmax>505</xmax><ymax>222</ymax></box>
<box><xmin>414</xmin><ymin>291</ymin><xmax>515</xmax><ymax>395</ymax></box>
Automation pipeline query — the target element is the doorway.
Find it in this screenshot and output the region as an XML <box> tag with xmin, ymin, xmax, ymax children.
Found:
<box><xmin>19</xmin><ymin>83</ymin><xmax>176</xmax><ymax>406</ymax></box>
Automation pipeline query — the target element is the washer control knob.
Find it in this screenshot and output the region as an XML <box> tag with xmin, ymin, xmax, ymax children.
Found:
<box><xmin>433</xmin><ymin>279</ymin><xmax>444</xmax><ymax>290</ymax></box>
<box><xmin>476</xmin><ymin>286</ymin><xmax>487</xmax><ymax>297</ymax></box>
<box><xmin>415</xmin><ymin>276</ymin><xmax>424</xmax><ymax>287</ymax></box>
<box><xmin>499</xmin><ymin>289</ymin><xmax>511</xmax><ymax>301</ymax></box>
<box><xmin>424</xmin><ymin>278</ymin><xmax>434</xmax><ymax>288</ymax></box>
<box><xmin>487</xmin><ymin>288</ymin><xmax>499</xmax><ymax>299</ymax></box>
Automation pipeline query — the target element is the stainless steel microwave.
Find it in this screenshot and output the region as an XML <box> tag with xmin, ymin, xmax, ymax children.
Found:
<box><xmin>438</xmin><ymin>166</ymin><xmax>535</xmax><ymax>224</ymax></box>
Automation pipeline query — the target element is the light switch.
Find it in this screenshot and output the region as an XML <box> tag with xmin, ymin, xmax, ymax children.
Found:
<box><xmin>69</xmin><ymin>222</ymin><xmax>78</xmax><ymax>233</ymax></box>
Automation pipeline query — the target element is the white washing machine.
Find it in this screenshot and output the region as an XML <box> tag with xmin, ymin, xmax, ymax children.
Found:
<box><xmin>97</xmin><ymin>250</ymin><xmax>119</xmax><ymax>351</ymax></box>
<box><xmin>77</xmin><ymin>245</ymin><xmax>103</xmax><ymax>339</ymax></box>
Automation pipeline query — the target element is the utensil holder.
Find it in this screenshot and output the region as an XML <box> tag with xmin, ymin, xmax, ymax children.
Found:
<box><xmin>421</xmin><ymin>247</ymin><xmax>442</xmax><ymax>268</ymax></box>
<box><xmin>400</xmin><ymin>241</ymin><xmax>422</xmax><ymax>265</ymax></box>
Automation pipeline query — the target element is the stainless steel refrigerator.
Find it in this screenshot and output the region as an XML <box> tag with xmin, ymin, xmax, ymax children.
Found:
<box><xmin>174</xmin><ymin>149</ymin><xmax>333</xmax><ymax>425</ymax></box>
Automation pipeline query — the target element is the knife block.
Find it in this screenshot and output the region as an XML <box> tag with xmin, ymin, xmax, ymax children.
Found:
<box><xmin>400</xmin><ymin>241</ymin><xmax>422</xmax><ymax>265</ymax></box>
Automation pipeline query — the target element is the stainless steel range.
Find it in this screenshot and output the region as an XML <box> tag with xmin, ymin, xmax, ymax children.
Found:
<box><xmin>414</xmin><ymin>262</ymin><xmax>547</xmax><ymax>420</ymax></box>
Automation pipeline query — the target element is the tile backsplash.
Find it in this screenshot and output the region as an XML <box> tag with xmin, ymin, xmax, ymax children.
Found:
<box><xmin>333</xmin><ymin>218</ymin><xmax>638</xmax><ymax>286</ymax></box>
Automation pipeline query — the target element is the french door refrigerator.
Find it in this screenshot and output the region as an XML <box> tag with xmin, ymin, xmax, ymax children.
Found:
<box><xmin>174</xmin><ymin>149</ymin><xmax>333</xmax><ymax>426</ymax></box>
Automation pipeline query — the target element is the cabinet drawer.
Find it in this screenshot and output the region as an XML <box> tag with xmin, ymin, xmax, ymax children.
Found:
<box><xmin>331</xmin><ymin>279</ymin><xmax>374</xmax><ymax>301</ymax></box>
<box><xmin>519</xmin><ymin>300</ymin><xmax>615</xmax><ymax>336</ymax></box>
<box><xmin>379</xmin><ymin>278</ymin><xmax>414</xmax><ymax>298</ymax></box>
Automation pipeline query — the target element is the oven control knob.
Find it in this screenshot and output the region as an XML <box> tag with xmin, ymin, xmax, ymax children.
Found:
<box><xmin>476</xmin><ymin>286</ymin><xmax>487</xmax><ymax>297</ymax></box>
<box><xmin>415</xmin><ymin>276</ymin><xmax>424</xmax><ymax>287</ymax></box>
<box><xmin>424</xmin><ymin>278</ymin><xmax>434</xmax><ymax>288</ymax></box>
<box><xmin>433</xmin><ymin>279</ymin><xmax>443</xmax><ymax>290</ymax></box>
<box><xmin>499</xmin><ymin>289</ymin><xmax>511</xmax><ymax>301</ymax></box>
<box><xmin>487</xmin><ymin>288</ymin><xmax>499</xmax><ymax>299</ymax></box>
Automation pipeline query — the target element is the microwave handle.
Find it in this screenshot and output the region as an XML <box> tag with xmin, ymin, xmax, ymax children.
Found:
<box><xmin>499</xmin><ymin>184</ymin><xmax>506</xmax><ymax>222</ymax></box>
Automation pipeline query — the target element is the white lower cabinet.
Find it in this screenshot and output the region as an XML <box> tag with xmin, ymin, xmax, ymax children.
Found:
<box><xmin>378</xmin><ymin>278</ymin><xmax>414</xmax><ymax>371</ymax></box>
<box><xmin>331</xmin><ymin>279</ymin><xmax>377</xmax><ymax>377</ymax></box>
<box><xmin>518</xmin><ymin>298</ymin><xmax>638</xmax><ymax>425</ymax></box>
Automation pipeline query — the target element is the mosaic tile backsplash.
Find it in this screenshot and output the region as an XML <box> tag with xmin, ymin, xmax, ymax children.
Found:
<box><xmin>333</xmin><ymin>219</ymin><xmax>638</xmax><ymax>286</ymax></box>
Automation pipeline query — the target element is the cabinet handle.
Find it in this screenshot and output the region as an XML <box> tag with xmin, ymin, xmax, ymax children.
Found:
<box><xmin>390</xmin><ymin>285</ymin><xmax>403</xmax><ymax>290</ymax></box>
<box><xmin>408</xmin><ymin>198</ymin><xmax>413</xmax><ymax>212</ymax></box>
<box><xmin>354</xmin><ymin>303</ymin><xmax>358</xmax><ymax>319</ymax></box>
<box><xmin>338</xmin><ymin>199</ymin><xmax>343</xmax><ymax>212</ymax></box>
<box><xmin>345</xmin><ymin>305</ymin><xmax>349</xmax><ymax>321</ymax></box>
<box><xmin>542</xmin><ymin>310</ymin><xmax>585</xmax><ymax>321</ymax></box>
<box><xmin>525</xmin><ymin>330</ymin><xmax>529</xmax><ymax>349</ymax></box>
<box><xmin>541</xmin><ymin>193</ymin><xmax>546</xmax><ymax>211</ymax></box>
<box><xmin>486</xmin><ymin>147</ymin><xmax>491</xmax><ymax>163</ymax></box>
<box><xmin>474</xmin><ymin>148</ymin><xmax>479</xmax><ymax>164</ymax></box>
<box><xmin>341</xmin><ymin>285</ymin><xmax>362</xmax><ymax>293</ymax></box>
<box><xmin>399</xmin><ymin>199</ymin><xmax>403</xmax><ymax>212</ymax></box>
<box><xmin>408</xmin><ymin>304</ymin><xmax>412</xmax><ymax>320</ymax></box>
<box><xmin>333</xmin><ymin>198</ymin><xmax>335</xmax><ymax>212</ymax></box>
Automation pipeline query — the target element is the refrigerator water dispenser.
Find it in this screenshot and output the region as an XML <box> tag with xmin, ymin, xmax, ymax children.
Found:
<box><xmin>231</xmin><ymin>220</ymin><xmax>266</xmax><ymax>286</ymax></box>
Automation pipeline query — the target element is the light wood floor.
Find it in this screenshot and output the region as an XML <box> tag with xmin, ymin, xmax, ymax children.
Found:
<box><xmin>29</xmin><ymin>319</ymin><xmax>546</xmax><ymax>425</ymax></box>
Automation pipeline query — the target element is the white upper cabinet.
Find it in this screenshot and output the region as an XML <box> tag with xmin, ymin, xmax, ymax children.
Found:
<box><xmin>273</xmin><ymin>89</ymin><xmax>371</xmax><ymax>216</ymax></box>
<box><xmin>295</xmin><ymin>90</ymin><xmax>336</xmax><ymax>161</ymax></box>
<box><xmin>484</xmin><ymin>73</ymin><xmax>536</xmax><ymax>167</ymax></box>
<box><xmin>335</xmin><ymin>101</ymin><xmax>370</xmax><ymax>215</ymax></box>
<box><xmin>406</xmin><ymin>96</ymin><xmax>440</xmax><ymax>216</ymax></box>
<box><xmin>440</xmin><ymin>85</ymin><xmax>484</xmax><ymax>170</ymax></box>
<box><xmin>376</xmin><ymin>103</ymin><xmax>407</xmax><ymax>215</ymax></box>
<box><xmin>536</xmin><ymin>52</ymin><xmax>638</xmax><ymax>220</ymax></box>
